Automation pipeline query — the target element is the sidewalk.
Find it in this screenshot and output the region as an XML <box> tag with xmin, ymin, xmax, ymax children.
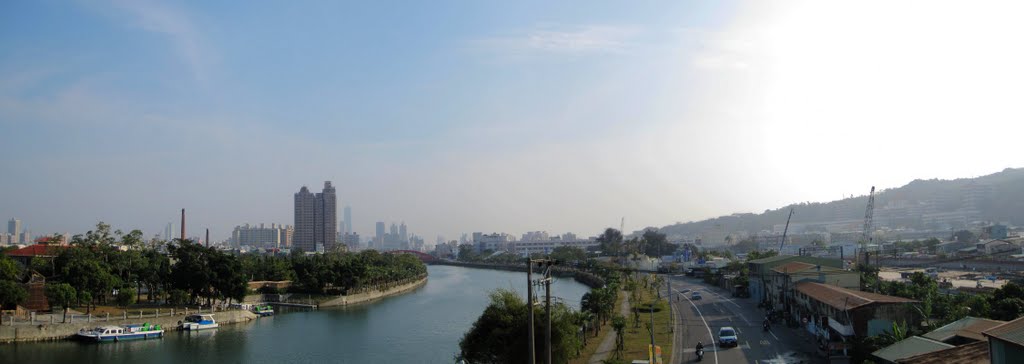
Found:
<box><xmin>588</xmin><ymin>293</ymin><xmax>631</xmax><ymax>364</ymax></box>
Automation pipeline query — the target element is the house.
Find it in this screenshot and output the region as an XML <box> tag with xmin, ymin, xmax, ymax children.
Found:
<box><xmin>872</xmin><ymin>336</ymin><xmax>953</xmax><ymax>364</ymax></box>
<box><xmin>896</xmin><ymin>341</ymin><xmax>988</xmax><ymax>364</ymax></box>
<box><xmin>921</xmin><ymin>316</ymin><xmax>1005</xmax><ymax>345</ymax></box>
<box><xmin>3</xmin><ymin>243</ymin><xmax>64</xmax><ymax>266</ymax></box>
<box><xmin>746</xmin><ymin>254</ymin><xmax>844</xmax><ymax>303</ymax></box>
<box><xmin>983</xmin><ymin>315</ymin><xmax>1024</xmax><ymax>364</ymax></box>
<box><xmin>870</xmin><ymin>317</ymin><xmax>1003</xmax><ymax>363</ymax></box>
<box><xmin>976</xmin><ymin>239</ymin><xmax>1019</xmax><ymax>256</ymax></box>
<box><xmin>766</xmin><ymin>261</ymin><xmax>860</xmax><ymax>315</ymax></box>
<box><xmin>791</xmin><ymin>281</ymin><xmax>919</xmax><ymax>358</ymax></box>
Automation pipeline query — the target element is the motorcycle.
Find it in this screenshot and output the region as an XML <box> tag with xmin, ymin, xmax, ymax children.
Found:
<box><xmin>763</xmin><ymin>321</ymin><xmax>770</xmax><ymax>331</ymax></box>
<box><xmin>696</xmin><ymin>348</ymin><xmax>704</xmax><ymax>362</ymax></box>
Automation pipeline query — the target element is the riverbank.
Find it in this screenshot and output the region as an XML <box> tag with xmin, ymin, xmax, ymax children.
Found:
<box><xmin>431</xmin><ymin>261</ymin><xmax>606</xmax><ymax>288</ymax></box>
<box><xmin>0</xmin><ymin>309</ymin><xmax>258</xmax><ymax>344</ymax></box>
<box><xmin>319</xmin><ymin>276</ymin><xmax>428</xmax><ymax>308</ymax></box>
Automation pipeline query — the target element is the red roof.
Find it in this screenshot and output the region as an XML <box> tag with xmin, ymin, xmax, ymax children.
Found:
<box><xmin>772</xmin><ymin>262</ymin><xmax>816</xmax><ymax>274</ymax></box>
<box><xmin>3</xmin><ymin>244</ymin><xmax>64</xmax><ymax>257</ymax></box>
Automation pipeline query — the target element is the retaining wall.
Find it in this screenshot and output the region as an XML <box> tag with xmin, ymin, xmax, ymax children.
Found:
<box><xmin>319</xmin><ymin>277</ymin><xmax>428</xmax><ymax>308</ymax></box>
<box><xmin>0</xmin><ymin>309</ymin><xmax>258</xmax><ymax>344</ymax></box>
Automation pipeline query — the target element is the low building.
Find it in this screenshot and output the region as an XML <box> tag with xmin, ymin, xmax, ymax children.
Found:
<box><xmin>747</xmin><ymin>254</ymin><xmax>844</xmax><ymax>304</ymax></box>
<box><xmin>922</xmin><ymin>316</ymin><xmax>1005</xmax><ymax>345</ymax></box>
<box><xmin>767</xmin><ymin>261</ymin><xmax>860</xmax><ymax>316</ymax></box>
<box><xmin>872</xmin><ymin>336</ymin><xmax>954</xmax><ymax>364</ymax></box>
<box><xmin>2</xmin><ymin>243</ymin><xmax>64</xmax><ymax>266</ymax></box>
<box><xmin>792</xmin><ymin>281</ymin><xmax>919</xmax><ymax>356</ymax></box>
<box><xmin>895</xmin><ymin>340</ymin><xmax>988</xmax><ymax>364</ymax></box>
<box><xmin>983</xmin><ymin>315</ymin><xmax>1024</xmax><ymax>364</ymax></box>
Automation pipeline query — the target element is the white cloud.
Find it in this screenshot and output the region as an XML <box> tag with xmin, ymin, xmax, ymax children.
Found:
<box><xmin>469</xmin><ymin>24</ymin><xmax>642</xmax><ymax>58</ymax></box>
<box><xmin>102</xmin><ymin>0</ymin><xmax>216</xmax><ymax>83</ymax></box>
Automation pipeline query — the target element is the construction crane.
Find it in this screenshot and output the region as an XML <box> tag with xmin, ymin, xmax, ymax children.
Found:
<box><xmin>779</xmin><ymin>208</ymin><xmax>794</xmax><ymax>252</ymax></box>
<box><xmin>860</xmin><ymin>186</ymin><xmax>876</xmax><ymax>263</ymax></box>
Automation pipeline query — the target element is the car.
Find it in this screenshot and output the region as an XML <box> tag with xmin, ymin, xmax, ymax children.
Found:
<box><xmin>691</xmin><ymin>291</ymin><xmax>702</xmax><ymax>300</ymax></box>
<box><xmin>718</xmin><ymin>327</ymin><xmax>738</xmax><ymax>347</ymax></box>
<box><xmin>681</xmin><ymin>288</ymin><xmax>691</xmax><ymax>294</ymax></box>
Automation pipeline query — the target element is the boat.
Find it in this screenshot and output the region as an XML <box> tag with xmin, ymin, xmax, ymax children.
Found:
<box><xmin>180</xmin><ymin>314</ymin><xmax>219</xmax><ymax>330</ymax></box>
<box><xmin>76</xmin><ymin>323</ymin><xmax>164</xmax><ymax>342</ymax></box>
<box><xmin>252</xmin><ymin>304</ymin><xmax>274</xmax><ymax>317</ymax></box>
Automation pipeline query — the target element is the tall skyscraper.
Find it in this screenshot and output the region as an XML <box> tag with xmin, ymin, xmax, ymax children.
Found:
<box><xmin>375</xmin><ymin>222</ymin><xmax>385</xmax><ymax>242</ymax></box>
<box><xmin>8</xmin><ymin>218</ymin><xmax>21</xmax><ymax>243</ymax></box>
<box><xmin>399</xmin><ymin>222</ymin><xmax>408</xmax><ymax>242</ymax></box>
<box><xmin>344</xmin><ymin>206</ymin><xmax>352</xmax><ymax>235</ymax></box>
<box><xmin>294</xmin><ymin>181</ymin><xmax>338</xmax><ymax>252</ymax></box>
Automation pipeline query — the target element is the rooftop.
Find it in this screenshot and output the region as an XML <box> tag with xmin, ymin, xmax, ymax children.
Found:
<box><xmin>795</xmin><ymin>281</ymin><xmax>918</xmax><ymax>311</ymax></box>
<box><xmin>983</xmin><ymin>315</ymin><xmax>1024</xmax><ymax>347</ymax></box>
<box><xmin>871</xmin><ymin>336</ymin><xmax>953</xmax><ymax>363</ymax></box>
<box><xmin>921</xmin><ymin>316</ymin><xmax>1005</xmax><ymax>343</ymax></box>
<box><xmin>896</xmin><ymin>340</ymin><xmax>988</xmax><ymax>364</ymax></box>
<box><xmin>3</xmin><ymin>244</ymin><xmax>64</xmax><ymax>257</ymax></box>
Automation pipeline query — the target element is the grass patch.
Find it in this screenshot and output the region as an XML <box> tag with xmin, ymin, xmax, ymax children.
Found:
<box><xmin>571</xmin><ymin>290</ymin><xmax>624</xmax><ymax>364</ymax></box>
<box><xmin>620</xmin><ymin>286</ymin><xmax>673</xmax><ymax>363</ymax></box>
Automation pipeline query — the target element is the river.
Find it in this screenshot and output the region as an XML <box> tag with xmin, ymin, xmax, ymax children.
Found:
<box><xmin>0</xmin><ymin>265</ymin><xmax>592</xmax><ymax>363</ymax></box>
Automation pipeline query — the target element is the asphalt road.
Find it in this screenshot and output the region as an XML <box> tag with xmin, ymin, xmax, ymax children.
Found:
<box><xmin>667</xmin><ymin>275</ymin><xmax>824</xmax><ymax>364</ymax></box>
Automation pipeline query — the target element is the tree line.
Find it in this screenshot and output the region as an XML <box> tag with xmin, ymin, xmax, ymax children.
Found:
<box><xmin>1</xmin><ymin>222</ymin><xmax>426</xmax><ymax>321</ymax></box>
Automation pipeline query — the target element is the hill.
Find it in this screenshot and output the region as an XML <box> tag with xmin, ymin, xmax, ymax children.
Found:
<box><xmin>653</xmin><ymin>167</ymin><xmax>1024</xmax><ymax>239</ymax></box>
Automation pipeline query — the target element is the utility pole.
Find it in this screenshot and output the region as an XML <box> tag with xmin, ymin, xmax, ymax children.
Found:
<box><xmin>545</xmin><ymin>266</ymin><xmax>552</xmax><ymax>364</ymax></box>
<box><xmin>527</xmin><ymin>258</ymin><xmax>535</xmax><ymax>364</ymax></box>
<box><xmin>180</xmin><ymin>209</ymin><xmax>185</xmax><ymax>242</ymax></box>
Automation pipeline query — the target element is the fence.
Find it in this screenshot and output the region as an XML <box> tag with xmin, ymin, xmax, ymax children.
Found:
<box><xmin>3</xmin><ymin>305</ymin><xmax>223</xmax><ymax>326</ymax></box>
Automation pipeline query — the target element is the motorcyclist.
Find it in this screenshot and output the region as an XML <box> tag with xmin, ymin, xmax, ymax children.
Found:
<box><xmin>763</xmin><ymin>318</ymin><xmax>771</xmax><ymax>330</ymax></box>
<box><xmin>696</xmin><ymin>341</ymin><xmax>704</xmax><ymax>360</ymax></box>
<box><xmin>696</xmin><ymin>341</ymin><xmax>704</xmax><ymax>351</ymax></box>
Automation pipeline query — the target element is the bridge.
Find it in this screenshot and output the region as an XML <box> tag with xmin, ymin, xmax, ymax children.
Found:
<box><xmin>389</xmin><ymin>250</ymin><xmax>437</xmax><ymax>263</ymax></box>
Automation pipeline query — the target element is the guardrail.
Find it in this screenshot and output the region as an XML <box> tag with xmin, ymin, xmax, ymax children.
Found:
<box><xmin>3</xmin><ymin>305</ymin><xmax>224</xmax><ymax>326</ymax></box>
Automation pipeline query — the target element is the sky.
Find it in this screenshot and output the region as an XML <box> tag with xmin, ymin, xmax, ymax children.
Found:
<box><xmin>2</xmin><ymin>1</ymin><xmax>1023</xmax><ymax>243</ymax></box>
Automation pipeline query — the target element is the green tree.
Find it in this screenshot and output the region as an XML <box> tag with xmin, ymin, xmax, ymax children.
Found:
<box><xmin>611</xmin><ymin>314</ymin><xmax>626</xmax><ymax>358</ymax></box>
<box><xmin>0</xmin><ymin>255</ymin><xmax>22</xmax><ymax>281</ymax></box>
<box><xmin>0</xmin><ymin>280</ymin><xmax>28</xmax><ymax>309</ymax></box>
<box><xmin>116</xmin><ymin>287</ymin><xmax>137</xmax><ymax>307</ymax></box>
<box><xmin>459</xmin><ymin>289</ymin><xmax>581</xmax><ymax>364</ymax></box>
<box><xmin>550</xmin><ymin>246</ymin><xmax>587</xmax><ymax>264</ymax></box>
<box><xmin>45</xmin><ymin>283</ymin><xmax>77</xmax><ymax>322</ymax></box>
<box><xmin>597</xmin><ymin>228</ymin><xmax>623</xmax><ymax>257</ymax></box>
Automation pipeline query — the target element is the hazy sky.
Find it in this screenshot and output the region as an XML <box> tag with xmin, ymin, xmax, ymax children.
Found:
<box><xmin>2</xmin><ymin>1</ymin><xmax>1022</xmax><ymax>243</ymax></box>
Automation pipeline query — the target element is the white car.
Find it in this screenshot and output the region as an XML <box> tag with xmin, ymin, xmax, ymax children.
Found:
<box><xmin>718</xmin><ymin>326</ymin><xmax>738</xmax><ymax>347</ymax></box>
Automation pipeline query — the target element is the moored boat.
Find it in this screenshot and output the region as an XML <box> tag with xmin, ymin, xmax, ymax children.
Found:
<box><xmin>253</xmin><ymin>304</ymin><xmax>274</xmax><ymax>317</ymax></box>
<box><xmin>76</xmin><ymin>323</ymin><xmax>164</xmax><ymax>342</ymax></box>
<box><xmin>180</xmin><ymin>314</ymin><xmax>219</xmax><ymax>330</ymax></box>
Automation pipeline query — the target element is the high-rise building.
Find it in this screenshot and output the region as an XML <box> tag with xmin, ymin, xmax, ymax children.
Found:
<box><xmin>375</xmin><ymin>222</ymin><xmax>386</xmax><ymax>248</ymax></box>
<box><xmin>294</xmin><ymin>181</ymin><xmax>338</xmax><ymax>252</ymax></box>
<box><xmin>8</xmin><ymin>218</ymin><xmax>21</xmax><ymax>243</ymax></box>
<box><xmin>344</xmin><ymin>206</ymin><xmax>352</xmax><ymax>236</ymax></box>
<box><xmin>399</xmin><ymin>222</ymin><xmax>408</xmax><ymax>243</ymax></box>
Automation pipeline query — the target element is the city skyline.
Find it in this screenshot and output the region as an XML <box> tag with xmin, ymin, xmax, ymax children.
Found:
<box><xmin>2</xmin><ymin>1</ymin><xmax>1024</xmax><ymax>242</ymax></box>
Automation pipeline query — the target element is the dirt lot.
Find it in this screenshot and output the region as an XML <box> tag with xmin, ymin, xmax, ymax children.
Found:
<box><xmin>879</xmin><ymin>268</ymin><xmax>1009</xmax><ymax>289</ymax></box>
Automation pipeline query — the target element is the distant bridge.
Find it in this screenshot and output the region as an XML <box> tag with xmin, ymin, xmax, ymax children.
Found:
<box><xmin>389</xmin><ymin>250</ymin><xmax>437</xmax><ymax>263</ymax></box>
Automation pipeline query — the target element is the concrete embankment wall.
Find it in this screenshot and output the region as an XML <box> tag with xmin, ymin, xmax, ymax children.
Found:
<box><xmin>0</xmin><ymin>310</ymin><xmax>258</xmax><ymax>344</ymax></box>
<box><xmin>431</xmin><ymin>261</ymin><xmax>605</xmax><ymax>289</ymax></box>
<box><xmin>319</xmin><ymin>277</ymin><xmax>427</xmax><ymax>308</ymax></box>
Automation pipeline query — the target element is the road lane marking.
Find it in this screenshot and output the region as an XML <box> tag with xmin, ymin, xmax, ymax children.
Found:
<box><xmin>769</xmin><ymin>330</ymin><xmax>780</xmax><ymax>341</ymax></box>
<box><xmin>676</xmin><ymin>286</ymin><xmax>719</xmax><ymax>364</ymax></box>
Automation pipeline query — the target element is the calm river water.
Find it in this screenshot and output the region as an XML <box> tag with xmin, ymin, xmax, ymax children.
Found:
<box><xmin>1</xmin><ymin>265</ymin><xmax>591</xmax><ymax>364</ymax></box>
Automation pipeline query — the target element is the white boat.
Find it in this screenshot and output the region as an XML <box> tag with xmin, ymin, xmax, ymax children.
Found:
<box><xmin>76</xmin><ymin>323</ymin><xmax>164</xmax><ymax>342</ymax></box>
<box><xmin>180</xmin><ymin>314</ymin><xmax>219</xmax><ymax>330</ymax></box>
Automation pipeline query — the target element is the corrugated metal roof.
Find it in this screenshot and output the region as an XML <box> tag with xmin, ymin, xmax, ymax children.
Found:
<box><xmin>872</xmin><ymin>336</ymin><xmax>954</xmax><ymax>363</ymax></box>
<box><xmin>748</xmin><ymin>254</ymin><xmax>798</xmax><ymax>265</ymax></box>
<box><xmin>921</xmin><ymin>316</ymin><xmax>1005</xmax><ymax>343</ymax></box>
<box><xmin>771</xmin><ymin>261</ymin><xmax>816</xmax><ymax>273</ymax></box>
<box><xmin>983</xmin><ymin>315</ymin><xmax>1024</xmax><ymax>347</ymax></box>
<box><xmin>795</xmin><ymin>281</ymin><xmax>917</xmax><ymax>311</ymax></box>
<box><xmin>896</xmin><ymin>340</ymin><xmax>988</xmax><ymax>364</ymax></box>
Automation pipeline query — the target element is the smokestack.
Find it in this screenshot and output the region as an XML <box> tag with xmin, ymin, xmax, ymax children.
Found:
<box><xmin>181</xmin><ymin>209</ymin><xmax>186</xmax><ymax>242</ymax></box>
<box><xmin>206</xmin><ymin>228</ymin><xmax>209</xmax><ymax>247</ymax></box>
